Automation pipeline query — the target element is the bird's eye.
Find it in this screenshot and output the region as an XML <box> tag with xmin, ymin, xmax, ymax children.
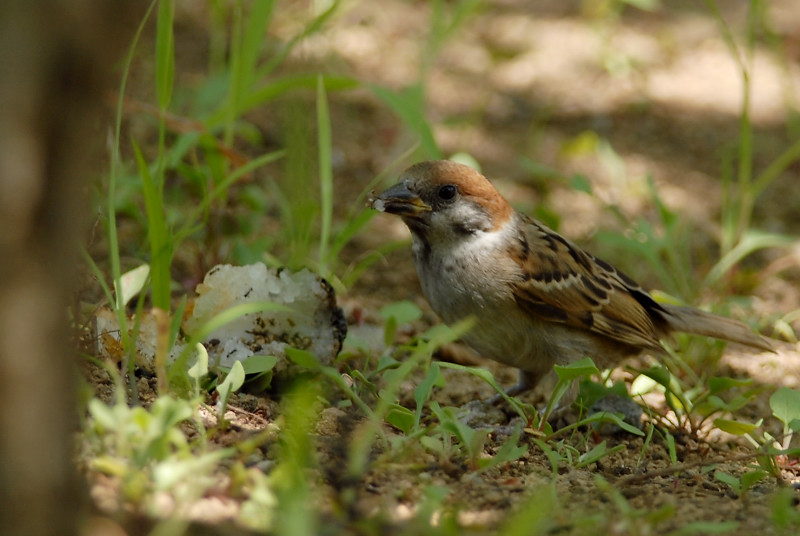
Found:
<box><xmin>438</xmin><ymin>184</ymin><xmax>457</xmax><ymax>200</ymax></box>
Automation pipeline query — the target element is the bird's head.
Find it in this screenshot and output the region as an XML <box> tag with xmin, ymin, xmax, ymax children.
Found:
<box><xmin>372</xmin><ymin>161</ymin><xmax>514</xmax><ymax>241</ymax></box>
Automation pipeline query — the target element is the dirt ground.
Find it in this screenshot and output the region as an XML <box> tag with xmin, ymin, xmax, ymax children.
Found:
<box><xmin>87</xmin><ymin>0</ymin><xmax>800</xmax><ymax>533</ymax></box>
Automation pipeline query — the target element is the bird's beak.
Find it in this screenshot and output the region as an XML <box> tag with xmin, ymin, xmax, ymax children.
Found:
<box><xmin>372</xmin><ymin>182</ymin><xmax>431</xmax><ymax>218</ymax></box>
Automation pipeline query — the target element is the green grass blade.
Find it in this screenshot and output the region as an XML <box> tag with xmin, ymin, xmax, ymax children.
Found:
<box><xmin>155</xmin><ymin>0</ymin><xmax>175</xmax><ymax>110</ymax></box>
<box><xmin>227</xmin><ymin>0</ymin><xmax>275</xmax><ymax>126</ymax></box>
<box><xmin>133</xmin><ymin>141</ymin><xmax>172</xmax><ymax>310</ymax></box>
<box><xmin>438</xmin><ymin>362</ymin><xmax>528</xmax><ymax>421</ymax></box>
<box><xmin>703</xmin><ymin>230</ymin><xmax>795</xmax><ymax>288</ymax></box>
<box><xmin>753</xmin><ymin>137</ymin><xmax>800</xmax><ymax>195</ymax></box>
<box><xmin>254</xmin><ymin>0</ymin><xmax>341</xmax><ymax>81</ymax></box>
<box><xmin>104</xmin><ymin>0</ymin><xmax>158</xmax><ymax>345</ymax></box>
<box><xmin>239</xmin><ymin>0</ymin><xmax>275</xmax><ymax>95</ymax></box>
<box><xmin>176</xmin><ymin>149</ymin><xmax>286</xmax><ymax>242</ymax></box>
<box><xmin>225</xmin><ymin>3</ymin><xmax>243</xmax><ymax>143</ymax></box>
<box><xmin>80</xmin><ymin>247</ymin><xmax>115</xmax><ymax>307</ymax></box>
<box><xmin>186</xmin><ymin>302</ymin><xmax>293</xmax><ymax>343</ymax></box>
<box><xmin>317</xmin><ymin>75</ymin><xmax>333</xmax><ymax>275</ymax></box>
<box><xmin>206</xmin><ymin>74</ymin><xmax>359</xmax><ymax>128</ymax></box>
<box><xmin>326</xmin><ymin>209</ymin><xmax>375</xmax><ymax>262</ymax></box>
<box><xmin>369</xmin><ymin>83</ymin><xmax>442</xmax><ymax>159</ymax></box>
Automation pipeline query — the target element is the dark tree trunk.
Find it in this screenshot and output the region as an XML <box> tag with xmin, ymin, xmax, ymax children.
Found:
<box><xmin>0</xmin><ymin>2</ymin><xmax>133</xmax><ymax>534</ymax></box>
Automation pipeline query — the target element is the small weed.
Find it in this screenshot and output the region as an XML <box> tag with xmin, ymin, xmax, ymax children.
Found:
<box><xmin>269</xmin><ymin>380</ymin><xmax>323</xmax><ymax>536</ymax></box>
<box><xmin>630</xmin><ymin>362</ymin><xmax>762</xmax><ymax>435</ymax></box>
<box><xmin>696</xmin><ymin>386</ymin><xmax>800</xmax><ymax>483</ymax></box>
<box><xmin>426</xmin><ymin>402</ymin><xmax>527</xmax><ymax>473</ymax></box>
<box><xmin>83</xmin><ymin>393</ymin><xmax>230</xmax><ymax>511</ymax></box>
<box><xmin>497</xmin><ymin>483</ymin><xmax>558</xmax><ymax>536</ymax></box>
<box><xmin>769</xmin><ymin>387</ymin><xmax>800</xmax><ymax>451</ymax></box>
<box><xmin>771</xmin><ymin>487</ymin><xmax>800</xmax><ymax>534</ymax></box>
<box><xmin>594</xmin><ymin>475</ymin><xmax>682</xmax><ymax>534</ymax></box>
<box><xmin>214</xmin><ymin>360</ymin><xmax>245</xmax><ymax>425</ymax></box>
<box><xmin>714</xmin><ymin>468</ymin><xmax>770</xmax><ymax>498</ymax></box>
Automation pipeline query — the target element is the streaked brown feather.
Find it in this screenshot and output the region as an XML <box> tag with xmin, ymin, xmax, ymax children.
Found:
<box><xmin>510</xmin><ymin>214</ymin><xmax>665</xmax><ymax>351</ymax></box>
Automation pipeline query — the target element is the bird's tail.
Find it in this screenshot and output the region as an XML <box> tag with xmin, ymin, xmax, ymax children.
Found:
<box><xmin>662</xmin><ymin>304</ymin><xmax>773</xmax><ymax>352</ymax></box>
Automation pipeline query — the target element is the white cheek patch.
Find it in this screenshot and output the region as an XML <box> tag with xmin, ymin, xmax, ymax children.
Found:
<box><xmin>468</xmin><ymin>218</ymin><xmax>515</xmax><ymax>248</ymax></box>
<box><xmin>447</xmin><ymin>219</ymin><xmax>514</xmax><ymax>260</ymax></box>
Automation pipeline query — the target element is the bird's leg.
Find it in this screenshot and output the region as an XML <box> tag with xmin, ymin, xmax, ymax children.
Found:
<box><xmin>552</xmin><ymin>380</ymin><xmax>580</xmax><ymax>412</ymax></box>
<box><xmin>494</xmin><ymin>369</ymin><xmax>582</xmax><ymax>427</ymax></box>
<box><xmin>457</xmin><ymin>370</ymin><xmax>537</xmax><ymax>430</ymax></box>
<box><xmin>488</xmin><ymin>369</ymin><xmax>541</xmax><ymax>404</ymax></box>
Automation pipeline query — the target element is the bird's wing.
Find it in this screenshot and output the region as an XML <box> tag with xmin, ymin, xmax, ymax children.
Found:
<box><xmin>509</xmin><ymin>216</ymin><xmax>666</xmax><ymax>350</ymax></box>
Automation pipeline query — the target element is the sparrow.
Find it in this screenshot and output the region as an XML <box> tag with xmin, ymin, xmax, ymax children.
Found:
<box><xmin>372</xmin><ymin>160</ymin><xmax>773</xmax><ymax>400</ymax></box>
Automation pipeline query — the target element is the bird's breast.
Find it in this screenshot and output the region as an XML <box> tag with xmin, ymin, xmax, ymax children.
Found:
<box><xmin>411</xmin><ymin>232</ymin><xmax>517</xmax><ymax>323</ymax></box>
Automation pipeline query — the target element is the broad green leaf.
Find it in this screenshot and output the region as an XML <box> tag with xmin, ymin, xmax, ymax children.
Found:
<box><xmin>88</xmin><ymin>399</ymin><xmax>118</xmax><ymax>430</ymax></box>
<box><xmin>570</xmin><ymin>174</ymin><xmax>593</xmax><ymax>194</ymax></box>
<box><xmin>578</xmin><ymin>379</ymin><xmax>629</xmax><ymax>409</ymax></box>
<box><xmin>241</xmin><ymin>355</ymin><xmax>278</xmax><ymax>375</ymax></box>
<box><xmin>375</xmin><ymin>353</ymin><xmax>400</xmax><ymax>372</ymax></box>
<box><xmin>216</xmin><ymin>360</ymin><xmax>246</xmax><ymax>402</ymax></box>
<box><xmin>708</xmin><ymin>376</ymin><xmax>752</xmax><ymax>395</ymax></box>
<box><xmin>639</xmin><ymin>365</ymin><xmax>673</xmax><ymax>388</ymax></box>
<box><xmin>386</xmin><ymin>405</ymin><xmax>415</xmax><ymax>434</ymax></box>
<box><xmin>115</xmin><ymin>264</ymin><xmax>150</xmax><ymax>309</ymax></box>
<box><xmin>664</xmin><ymin>429</ymin><xmax>677</xmax><ymax>464</ymax></box>
<box><xmin>630</xmin><ymin>373</ymin><xmax>659</xmax><ymax>396</ymax></box>
<box><xmin>740</xmin><ymin>469</ymin><xmax>769</xmax><ymax>492</ymax></box>
<box><xmin>724</xmin><ymin>395</ymin><xmax>753</xmax><ymax>413</ymax></box>
<box><xmin>414</xmin><ymin>362</ymin><xmax>442</xmax><ymax>423</ymax></box>
<box><xmin>576</xmin><ymin>441</ymin><xmax>625</xmax><ymax>468</ymax></box>
<box><xmin>431</xmin><ymin>401</ymin><xmax>477</xmax><ymax>451</ymax></box>
<box><xmin>153</xmin><ymin>449</ymin><xmax>231</xmax><ymax>490</ymax></box>
<box><xmin>518</xmin><ymin>156</ymin><xmax>565</xmax><ymax>181</ymax></box>
<box><xmin>586</xmin><ymin>412</ymin><xmax>645</xmax><ymax>436</ymax></box>
<box><xmin>554</xmin><ymin>358</ymin><xmax>599</xmax><ymax>381</ymax></box>
<box><xmin>420</xmin><ymin>435</ymin><xmax>444</xmax><ymax>455</ymax></box>
<box><xmin>188</xmin><ymin>343</ymin><xmax>209</xmax><ymax>380</ymax></box>
<box><xmin>383</xmin><ymin>315</ymin><xmax>397</xmax><ymax>347</ymax></box>
<box><xmin>91</xmin><ymin>456</ymin><xmax>129</xmax><ymax>477</ymax></box>
<box><xmin>380</xmin><ymin>300</ymin><xmax>423</xmax><ymax>325</ymax></box>
<box><xmin>285</xmin><ymin>347</ymin><xmax>319</xmax><ymax>369</ymax></box>
<box><xmin>770</xmin><ymin>387</ymin><xmax>800</xmax><ymax>426</ymax></box>
<box><xmin>150</xmin><ymin>396</ymin><xmax>194</xmax><ymax>430</ymax></box>
<box><xmin>714</xmin><ymin>471</ymin><xmax>740</xmax><ymax>491</ymax></box>
<box><xmin>713</xmin><ymin>418</ymin><xmax>757</xmax><ymax>435</ymax></box>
